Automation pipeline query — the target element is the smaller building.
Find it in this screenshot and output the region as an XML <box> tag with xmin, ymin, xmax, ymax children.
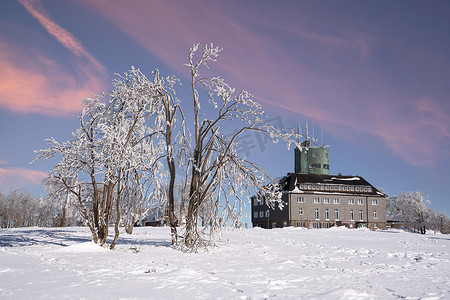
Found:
<box><xmin>251</xmin><ymin>173</ymin><xmax>387</xmax><ymax>230</ymax></box>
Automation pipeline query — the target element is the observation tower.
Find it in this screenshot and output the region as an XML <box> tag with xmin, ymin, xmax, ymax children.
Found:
<box><xmin>294</xmin><ymin>122</ymin><xmax>329</xmax><ymax>175</ymax></box>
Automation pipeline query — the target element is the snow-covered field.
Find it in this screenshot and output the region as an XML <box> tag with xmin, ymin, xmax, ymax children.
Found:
<box><xmin>0</xmin><ymin>226</ymin><xmax>449</xmax><ymax>299</ymax></box>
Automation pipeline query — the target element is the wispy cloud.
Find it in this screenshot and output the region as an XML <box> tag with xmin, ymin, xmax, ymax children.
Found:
<box><xmin>0</xmin><ymin>39</ymin><xmax>105</xmax><ymax>115</ymax></box>
<box><xmin>18</xmin><ymin>0</ymin><xmax>105</xmax><ymax>74</ymax></box>
<box><xmin>264</xmin><ymin>22</ymin><xmax>377</xmax><ymax>61</ymax></box>
<box><xmin>0</xmin><ymin>1</ymin><xmax>107</xmax><ymax>116</ymax></box>
<box><xmin>0</xmin><ymin>166</ymin><xmax>47</xmax><ymax>189</ymax></box>
<box><xmin>80</xmin><ymin>0</ymin><xmax>448</xmax><ymax>169</ymax></box>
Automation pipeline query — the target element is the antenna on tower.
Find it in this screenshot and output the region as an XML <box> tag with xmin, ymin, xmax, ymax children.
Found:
<box><xmin>312</xmin><ymin>121</ymin><xmax>315</xmax><ymax>146</ymax></box>
<box><xmin>321</xmin><ymin>130</ymin><xmax>324</xmax><ymax>146</ymax></box>
<box><xmin>305</xmin><ymin>120</ymin><xmax>309</xmax><ymax>143</ymax></box>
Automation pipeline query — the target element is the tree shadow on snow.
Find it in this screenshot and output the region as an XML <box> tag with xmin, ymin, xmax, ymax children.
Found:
<box><xmin>0</xmin><ymin>228</ymin><xmax>91</xmax><ymax>248</ymax></box>
<box><xmin>0</xmin><ymin>227</ymin><xmax>173</xmax><ymax>249</ymax></box>
<box><xmin>428</xmin><ymin>236</ymin><xmax>450</xmax><ymax>241</ymax></box>
<box><xmin>113</xmin><ymin>235</ymin><xmax>172</xmax><ymax>248</ymax></box>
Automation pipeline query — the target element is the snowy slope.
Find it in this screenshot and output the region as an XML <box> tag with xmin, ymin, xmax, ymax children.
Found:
<box><xmin>0</xmin><ymin>227</ymin><xmax>449</xmax><ymax>299</ymax></box>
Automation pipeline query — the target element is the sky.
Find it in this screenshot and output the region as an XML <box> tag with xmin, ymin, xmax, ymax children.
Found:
<box><xmin>0</xmin><ymin>0</ymin><xmax>449</xmax><ymax>217</ymax></box>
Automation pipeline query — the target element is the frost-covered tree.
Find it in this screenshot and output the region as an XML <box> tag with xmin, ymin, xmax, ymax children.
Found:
<box><xmin>33</xmin><ymin>43</ymin><xmax>299</xmax><ymax>250</ymax></box>
<box><xmin>181</xmin><ymin>44</ymin><xmax>299</xmax><ymax>249</ymax></box>
<box><xmin>0</xmin><ymin>189</ymin><xmax>57</xmax><ymax>228</ymax></box>
<box><xmin>42</xmin><ymin>176</ymin><xmax>80</xmax><ymax>227</ymax></box>
<box><xmin>388</xmin><ymin>191</ymin><xmax>431</xmax><ymax>234</ymax></box>
<box><xmin>33</xmin><ymin>68</ymin><xmax>169</xmax><ymax>248</ymax></box>
<box><xmin>427</xmin><ymin>210</ymin><xmax>450</xmax><ymax>234</ymax></box>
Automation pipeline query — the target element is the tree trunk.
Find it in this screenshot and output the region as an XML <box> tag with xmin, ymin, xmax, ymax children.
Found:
<box><xmin>126</xmin><ymin>214</ymin><xmax>135</xmax><ymax>234</ymax></box>
<box><xmin>111</xmin><ymin>174</ymin><xmax>122</xmax><ymax>249</ymax></box>
<box><xmin>167</xmin><ymin>157</ymin><xmax>177</xmax><ymax>245</ymax></box>
<box><xmin>59</xmin><ymin>206</ymin><xmax>67</xmax><ymax>227</ymax></box>
<box><xmin>163</xmin><ymin>98</ymin><xmax>178</xmax><ymax>245</ymax></box>
<box><xmin>99</xmin><ymin>181</ymin><xmax>115</xmax><ymax>245</ymax></box>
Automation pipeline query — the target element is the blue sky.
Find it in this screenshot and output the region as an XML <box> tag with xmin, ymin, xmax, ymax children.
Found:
<box><xmin>0</xmin><ymin>0</ymin><xmax>449</xmax><ymax>216</ymax></box>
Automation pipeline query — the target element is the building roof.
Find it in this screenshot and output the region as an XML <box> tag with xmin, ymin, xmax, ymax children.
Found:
<box><xmin>279</xmin><ymin>173</ymin><xmax>385</xmax><ymax>197</ymax></box>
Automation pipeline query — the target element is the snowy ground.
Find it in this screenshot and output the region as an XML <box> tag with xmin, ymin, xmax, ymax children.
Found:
<box><xmin>0</xmin><ymin>226</ymin><xmax>449</xmax><ymax>299</ymax></box>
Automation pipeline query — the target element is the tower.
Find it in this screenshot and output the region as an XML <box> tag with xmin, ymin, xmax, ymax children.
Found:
<box><xmin>294</xmin><ymin>122</ymin><xmax>329</xmax><ymax>174</ymax></box>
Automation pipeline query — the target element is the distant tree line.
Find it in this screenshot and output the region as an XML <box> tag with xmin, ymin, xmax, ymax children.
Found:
<box><xmin>0</xmin><ymin>189</ymin><xmax>79</xmax><ymax>228</ymax></box>
<box><xmin>387</xmin><ymin>190</ymin><xmax>450</xmax><ymax>234</ymax></box>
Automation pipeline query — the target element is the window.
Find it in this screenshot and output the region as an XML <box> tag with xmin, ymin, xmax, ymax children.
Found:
<box><xmin>325</xmin><ymin>209</ymin><xmax>330</xmax><ymax>220</ymax></box>
<box><xmin>283</xmin><ymin>221</ymin><xmax>288</xmax><ymax>227</ymax></box>
<box><xmin>325</xmin><ymin>185</ymin><xmax>330</xmax><ymax>190</ymax></box>
<box><xmin>372</xmin><ymin>199</ymin><xmax>379</xmax><ymax>205</ymax></box>
<box><xmin>312</xmin><ymin>152</ymin><xmax>317</xmax><ymax>158</ymax></box>
<box><xmin>313</xmin><ymin>222</ymin><xmax>321</xmax><ymax>229</ymax></box>
<box><xmin>297</xmin><ymin>222</ymin><xmax>306</xmax><ymax>228</ymax></box>
<box><xmin>299</xmin><ymin>207</ymin><xmax>304</xmax><ymax>215</ymax></box>
<box><xmin>254</xmin><ymin>198</ymin><xmax>259</xmax><ymax>206</ymax></box>
<box><xmin>259</xmin><ymin>211</ymin><xmax>264</xmax><ymax>218</ymax></box>
<box><xmin>323</xmin><ymin>164</ymin><xmax>329</xmax><ymax>170</ymax></box>
<box><xmin>373</xmin><ymin>210</ymin><xmax>378</xmax><ymax>219</ymax></box>
<box><xmin>351</xmin><ymin>186</ymin><xmax>355</xmax><ymax>192</ymax></box>
<box><xmin>333</xmin><ymin>198</ymin><xmax>340</xmax><ymax>204</ymax></box>
<box><xmin>357</xmin><ymin>199</ymin><xmax>364</xmax><ymax>205</ymax></box>
<box><xmin>339</xmin><ymin>185</ymin><xmax>343</xmax><ymax>191</ymax></box>
<box><xmin>313</xmin><ymin>197</ymin><xmax>320</xmax><ymax>203</ymax></box>
<box><xmin>323</xmin><ymin>198</ymin><xmax>330</xmax><ymax>204</ymax></box>
<box><xmin>307</xmin><ymin>184</ymin><xmax>312</xmax><ymax>190</ymax></box>
<box><xmin>265</xmin><ymin>210</ymin><xmax>270</xmax><ymax>218</ymax></box>
<box><xmin>355</xmin><ymin>187</ymin><xmax>360</xmax><ymax>192</ymax></box>
<box><xmin>374</xmin><ymin>223</ymin><xmax>378</xmax><ymax>229</ymax></box>
<box><xmin>309</xmin><ymin>163</ymin><xmax>321</xmax><ymax>169</ymax></box>
<box><xmin>350</xmin><ymin>210</ymin><xmax>354</xmax><ymax>221</ymax></box>
<box><xmin>272</xmin><ymin>222</ymin><xmax>277</xmax><ymax>228</ymax></box>
<box><xmin>335</xmin><ymin>209</ymin><xmax>339</xmax><ymax>220</ymax></box>
<box><xmin>254</xmin><ymin>212</ymin><xmax>258</xmax><ymax>218</ymax></box>
<box><xmin>297</xmin><ymin>196</ymin><xmax>305</xmax><ymax>203</ymax></box>
<box><xmin>359</xmin><ymin>210</ymin><xmax>364</xmax><ymax>221</ymax></box>
<box><xmin>348</xmin><ymin>199</ymin><xmax>355</xmax><ymax>205</ymax></box>
<box><xmin>315</xmin><ymin>208</ymin><xmax>320</xmax><ymax>220</ymax></box>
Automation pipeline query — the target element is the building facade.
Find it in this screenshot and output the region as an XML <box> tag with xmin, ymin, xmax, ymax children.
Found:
<box><xmin>252</xmin><ymin>173</ymin><xmax>387</xmax><ymax>230</ymax></box>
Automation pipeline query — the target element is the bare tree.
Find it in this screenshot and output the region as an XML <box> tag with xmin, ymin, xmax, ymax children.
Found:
<box><xmin>388</xmin><ymin>191</ymin><xmax>431</xmax><ymax>234</ymax></box>
<box><xmin>32</xmin><ymin>44</ymin><xmax>299</xmax><ymax>251</ymax></box>
<box><xmin>0</xmin><ymin>189</ymin><xmax>58</xmax><ymax>228</ymax></box>
<box><xmin>33</xmin><ymin>68</ymin><xmax>167</xmax><ymax>248</ymax></box>
<box><xmin>181</xmin><ymin>44</ymin><xmax>299</xmax><ymax>250</ymax></box>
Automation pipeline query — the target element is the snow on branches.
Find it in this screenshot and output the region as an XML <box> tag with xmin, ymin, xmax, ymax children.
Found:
<box><xmin>33</xmin><ymin>43</ymin><xmax>300</xmax><ymax>251</ymax></box>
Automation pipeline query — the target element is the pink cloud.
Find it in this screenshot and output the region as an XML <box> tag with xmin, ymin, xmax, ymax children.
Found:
<box><xmin>80</xmin><ymin>0</ymin><xmax>448</xmax><ymax>169</ymax></box>
<box><xmin>0</xmin><ymin>0</ymin><xmax>108</xmax><ymax>116</ymax></box>
<box><xmin>415</xmin><ymin>98</ymin><xmax>450</xmax><ymax>138</ymax></box>
<box><xmin>0</xmin><ymin>39</ymin><xmax>106</xmax><ymax>115</ymax></box>
<box><xmin>0</xmin><ymin>166</ymin><xmax>48</xmax><ymax>189</ymax></box>
<box><xmin>18</xmin><ymin>0</ymin><xmax>105</xmax><ymax>74</ymax></box>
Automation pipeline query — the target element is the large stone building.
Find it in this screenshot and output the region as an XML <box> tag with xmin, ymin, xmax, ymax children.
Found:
<box><xmin>251</xmin><ymin>125</ymin><xmax>387</xmax><ymax>230</ymax></box>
